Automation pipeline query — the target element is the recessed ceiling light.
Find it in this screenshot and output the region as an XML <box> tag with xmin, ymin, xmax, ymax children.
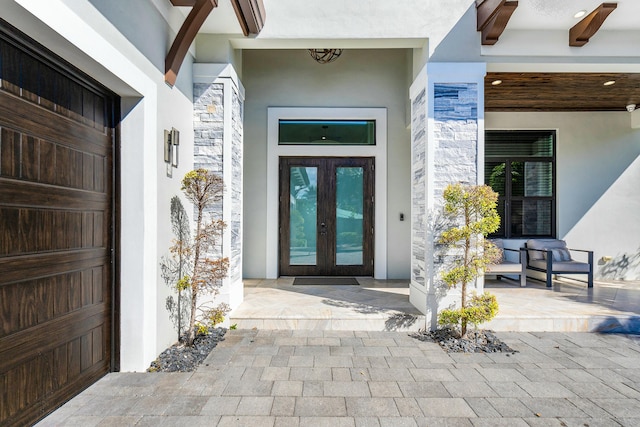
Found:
<box><xmin>574</xmin><ymin>10</ymin><xmax>587</xmax><ymax>19</ymax></box>
<box><xmin>603</xmin><ymin>80</ymin><xmax>616</xmax><ymax>86</ymax></box>
<box><xmin>491</xmin><ymin>80</ymin><xmax>502</xmax><ymax>86</ymax></box>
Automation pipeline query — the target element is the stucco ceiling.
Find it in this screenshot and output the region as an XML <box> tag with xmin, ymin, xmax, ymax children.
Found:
<box><xmin>507</xmin><ymin>0</ymin><xmax>640</xmax><ymax>31</ymax></box>
<box><xmin>176</xmin><ymin>1</ymin><xmax>640</xmax><ymax>112</ymax></box>
<box><xmin>189</xmin><ymin>0</ymin><xmax>640</xmax><ymax>37</ymax></box>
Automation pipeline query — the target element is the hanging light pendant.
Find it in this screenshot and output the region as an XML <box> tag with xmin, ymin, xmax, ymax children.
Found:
<box><xmin>308</xmin><ymin>49</ymin><xmax>343</xmax><ymax>64</ymax></box>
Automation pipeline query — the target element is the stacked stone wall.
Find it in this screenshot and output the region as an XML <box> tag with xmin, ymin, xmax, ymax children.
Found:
<box><xmin>411</xmin><ymin>89</ymin><xmax>427</xmax><ymax>287</ymax></box>
<box><xmin>230</xmin><ymin>86</ymin><xmax>243</xmax><ymax>285</ymax></box>
<box><xmin>193</xmin><ymin>82</ymin><xmax>224</xmax><ymax>258</ymax></box>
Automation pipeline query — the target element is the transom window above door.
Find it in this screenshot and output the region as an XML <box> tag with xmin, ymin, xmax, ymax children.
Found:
<box><xmin>278</xmin><ymin>120</ymin><xmax>376</xmax><ymax>145</ymax></box>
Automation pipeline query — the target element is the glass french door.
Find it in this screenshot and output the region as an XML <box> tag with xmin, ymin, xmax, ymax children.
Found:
<box><xmin>279</xmin><ymin>157</ymin><xmax>374</xmax><ymax>276</ymax></box>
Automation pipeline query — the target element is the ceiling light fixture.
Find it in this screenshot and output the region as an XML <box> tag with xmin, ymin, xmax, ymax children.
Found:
<box><xmin>491</xmin><ymin>80</ymin><xmax>503</xmax><ymax>86</ymax></box>
<box><xmin>626</xmin><ymin>104</ymin><xmax>636</xmax><ymax>113</ymax></box>
<box><xmin>574</xmin><ymin>10</ymin><xmax>587</xmax><ymax>19</ymax></box>
<box><xmin>308</xmin><ymin>49</ymin><xmax>343</xmax><ymax>64</ymax></box>
<box><xmin>603</xmin><ymin>80</ymin><xmax>616</xmax><ymax>86</ymax></box>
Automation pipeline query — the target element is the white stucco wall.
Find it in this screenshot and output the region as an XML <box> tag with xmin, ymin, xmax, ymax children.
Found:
<box><xmin>240</xmin><ymin>49</ymin><xmax>412</xmax><ymax>279</ymax></box>
<box><xmin>7</xmin><ymin>0</ymin><xmax>196</xmax><ymax>370</ymax></box>
<box><xmin>487</xmin><ymin>112</ymin><xmax>640</xmax><ymax>280</ymax></box>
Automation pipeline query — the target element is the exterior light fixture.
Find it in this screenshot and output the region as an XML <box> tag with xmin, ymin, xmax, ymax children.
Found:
<box><xmin>603</xmin><ymin>80</ymin><xmax>616</xmax><ymax>86</ymax></box>
<box><xmin>574</xmin><ymin>10</ymin><xmax>587</xmax><ymax>19</ymax></box>
<box><xmin>308</xmin><ymin>49</ymin><xmax>343</xmax><ymax>64</ymax></box>
<box><xmin>164</xmin><ymin>127</ymin><xmax>180</xmax><ymax>169</ymax></box>
<box><xmin>626</xmin><ymin>104</ymin><xmax>636</xmax><ymax>113</ymax></box>
<box><xmin>491</xmin><ymin>80</ymin><xmax>503</xmax><ymax>86</ymax></box>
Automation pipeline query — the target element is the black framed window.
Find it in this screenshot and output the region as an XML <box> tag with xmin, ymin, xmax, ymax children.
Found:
<box><xmin>279</xmin><ymin>120</ymin><xmax>376</xmax><ymax>145</ymax></box>
<box><xmin>485</xmin><ymin>130</ymin><xmax>556</xmax><ymax>238</ymax></box>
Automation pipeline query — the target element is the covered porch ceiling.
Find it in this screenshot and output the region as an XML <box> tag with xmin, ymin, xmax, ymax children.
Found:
<box><xmin>485</xmin><ymin>72</ymin><xmax>640</xmax><ymax>112</ymax></box>
<box><xmin>174</xmin><ymin>0</ymin><xmax>640</xmax><ymax>113</ymax></box>
<box><xmin>480</xmin><ymin>0</ymin><xmax>640</xmax><ymax>112</ymax></box>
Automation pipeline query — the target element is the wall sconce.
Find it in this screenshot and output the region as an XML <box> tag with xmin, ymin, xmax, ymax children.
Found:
<box><xmin>164</xmin><ymin>127</ymin><xmax>180</xmax><ymax>168</ymax></box>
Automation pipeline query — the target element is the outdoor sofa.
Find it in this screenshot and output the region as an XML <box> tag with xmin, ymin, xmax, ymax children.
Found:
<box><xmin>524</xmin><ymin>238</ymin><xmax>594</xmax><ymax>288</ymax></box>
<box><xmin>486</xmin><ymin>238</ymin><xmax>527</xmax><ymax>287</ymax></box>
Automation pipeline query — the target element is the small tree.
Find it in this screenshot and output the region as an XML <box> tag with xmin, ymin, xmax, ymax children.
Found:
<box><xmin>171</xmin><ymin>169</ymin><xmax>229</xmax><ymax>346</ymax></box>
<box><xmin>438</xmin><ymin>183</ymin><xmax>501</xmax><ymax>337</ymax></box>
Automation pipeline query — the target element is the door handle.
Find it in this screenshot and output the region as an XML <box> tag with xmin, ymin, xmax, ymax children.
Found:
<box><xmin>320</xmin><ymin>222</ymin><xmax>327</xmax><ymax>235</ymax></box>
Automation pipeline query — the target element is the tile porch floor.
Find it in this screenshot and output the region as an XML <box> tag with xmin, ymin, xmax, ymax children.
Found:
<box><xmin>230</xmin><ymin>277</ymin><xmax>640</xmax><ymax>333</ymax></box>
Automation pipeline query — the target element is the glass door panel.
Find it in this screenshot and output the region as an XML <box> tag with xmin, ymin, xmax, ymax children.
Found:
<box><xmin>289</xmin><ymin>167</ymin><xmax>317</xmax><ymax>265</ymax></box>
<box><xmin>336</xmin><ymin>167</ymin><xmax>363</xmax><ymax>265</ymax></box>
<box><xmin>279</xmin><ymin>157</ymin><xmax>373</xmax><ymax>276</ymax></box>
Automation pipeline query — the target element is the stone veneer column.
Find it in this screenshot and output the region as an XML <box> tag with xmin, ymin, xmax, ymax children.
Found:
<box><xmin>193</xmin><ymin>64</ymin><xmax>244</xmax><ymax>311</ymax></box>
<box><xmin>409</xmin><ymin>62</ymin><xmax>486</xmax><ymax>329</ymax></box>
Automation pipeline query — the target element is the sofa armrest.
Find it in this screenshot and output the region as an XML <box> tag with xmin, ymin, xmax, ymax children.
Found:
<box><xmin>567</xmin><ymin>248</ymin><xmax>593</xmax><ymax>255</ymax></box>
<box><xmin>502</xmin><ymin>247</ymin><xmax>526</xmax><ymax>263</ymax></box>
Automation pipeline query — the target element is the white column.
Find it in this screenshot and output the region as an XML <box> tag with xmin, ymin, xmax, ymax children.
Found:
<box><xmin>409</xmin><ymin>62</ymin><xmax>487</xmax><ymax>329</ymax></box>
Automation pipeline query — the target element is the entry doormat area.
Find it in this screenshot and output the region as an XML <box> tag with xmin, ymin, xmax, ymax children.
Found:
<box><xmin>293</xmin><ymin>277</ymin><xmax>359</xmax><ymax>286</ymax></box>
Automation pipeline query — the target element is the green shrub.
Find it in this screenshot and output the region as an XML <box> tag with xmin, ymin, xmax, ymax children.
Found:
<box><xmin>438</xmin><ymin>292</ymin><xmax>499</xmax><ymax>331</ymax></box>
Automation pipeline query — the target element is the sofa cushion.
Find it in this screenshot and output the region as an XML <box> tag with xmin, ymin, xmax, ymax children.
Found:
<box><xmin>526</xmin><ymin>239</ymin><xmax>568</xmax><ymax>261</ymax></box>
<box><xmin>542</xmin><ymin>248</ymin><xmax>572</xmax><ymax>262</ymax></box>
<box><xmin>487</xmin><ymin>260</ymin><xmax>522</xmax><ymax>273</ymax></box>
<box><xmin>529</xmin><ymin>259</ymin><xmax>590</xmax><ymax>273</ymax></box>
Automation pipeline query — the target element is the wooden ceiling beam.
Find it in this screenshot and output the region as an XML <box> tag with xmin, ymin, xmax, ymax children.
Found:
<box><xmin>476</xmin><ymin>0</ymin><xmax>518</xmax><ymax>45</ymax></box>
<box><xmin>569</xmin><ymin>3</ymin><xmax>617</xmax><ymax>47</ymax></box>
<box><xmin>170</xmin><ymin>0</ymin><xmax>197</xmax><ymax>6</ymax></box>
<box><xmin>165</xmin><ymin>0</ymin><xmax>218</xmax><ymax>87</ymax></box>
<box><xmin>477</xmin><ymin>0</ymin><xmax>503</xmax><ymax>31</ymax></box>
<box><xmin>230</xmin><ymin>0</ymin><xmax>266</xmax><ymax>37</ymax></box>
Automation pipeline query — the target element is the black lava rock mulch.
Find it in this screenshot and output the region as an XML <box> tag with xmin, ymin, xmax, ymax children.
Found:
<box><xmin>411</xmin><ymin>327</ymin><xmax>518</xmax><ymax>354</ymax></box>
<box><xmin>148</xmin><ymin>327</ymin><xmax>227</xmax><ymax>372</ymax></box>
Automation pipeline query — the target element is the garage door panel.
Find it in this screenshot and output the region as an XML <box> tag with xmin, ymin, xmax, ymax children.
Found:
<box><xmin>0</xmin><ymin>182</ymin><xmax>108</xmax><ymax>210</ymax></box>
<box><xmin>0</xmin><ymin>91</ymin><xmax>111</xmax><ymax>155</ymax></box>
<box><xmin>1</xmin><ymin>332</ymin><xmax>108</xmax><ymax>426</ymax></box>
<box><xmin>39</xmin><ymin>138</ymin><xmax>57</xmax><ymax>184</ymax></box>
<box><xmin>0</xmin><ymin>266</ymin><xmax>108</xmax><ymax>339</ymax></box>
<box><xmin>0</xmin><ymin>248</ymin><xmax>107</xmax><ymax>281</ymax></box>
<box><xmin>0</xmin><ymin>127</ymin><xmax>20</xmax><ymax>178</ymax></box>
<box><xmin>0</xmin><ymin>305</ymin><xmax>108</xmax><ymax>372</ymax></box>
<box><xmin>0</xmin><ymin>207</ymin><xmax>106</xmax><ymax>255</ymax></box>
<box><xmin>1</xmin><ymin>125</ymin><xmax>110</xmax><ymax>192</ymax></box>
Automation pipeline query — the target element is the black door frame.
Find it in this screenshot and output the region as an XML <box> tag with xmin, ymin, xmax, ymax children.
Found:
<box><xmin>279</xmin><ymin>156</ymin><xmax>374</xmax><ymax>276</ymax></box>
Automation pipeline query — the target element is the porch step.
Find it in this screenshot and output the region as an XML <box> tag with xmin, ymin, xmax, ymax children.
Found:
<box><xmin>229</xmin><ymin>313</ymin><xmax>427</xmax><ymax>332</ymax></box>
<box><xmin>485</xmin><ymin>314</ymin><xmax>640</xmax><ymax>333</ymax></box>
<box><xmin>230</xmin><ymin>313</ymin><xmax>640</xmax><ymax>333</ymax></box>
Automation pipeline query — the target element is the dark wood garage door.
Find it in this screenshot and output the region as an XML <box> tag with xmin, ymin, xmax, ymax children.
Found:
<box><xmin>0</xmin><ymin>22</ymin><xmax>118</xmax><ymax>426</ymax></box>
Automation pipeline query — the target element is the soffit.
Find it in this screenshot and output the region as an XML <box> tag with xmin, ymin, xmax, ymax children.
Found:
<box><xmin>506</xmin><ymin>0</ymin><xmax>639</xmax><ymax>31</ymax></box>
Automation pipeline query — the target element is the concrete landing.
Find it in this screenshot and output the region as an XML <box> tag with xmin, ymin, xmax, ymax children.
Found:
<box><xmin>230</xmin><ymin>278</ymin><xmax>425</xmax><ymax>332</ymax></box>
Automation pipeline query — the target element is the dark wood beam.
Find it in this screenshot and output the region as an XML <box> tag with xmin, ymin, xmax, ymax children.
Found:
<box><xmin>477</xmin><ymin>0</ymin><xmax>503</xmax><ymax>31</ymax></box>
<box><xmin>230</xmin><ymin>0</ymin><xmax>266</xmax><ymax>37</ymax></box>
<box><xmin>165</xmin><ymin>0</ymin><xmax>217</xmax><ymax>87</ymax></box>
<box><xmin>569</xmin><ymin>3</ymin><xmax>617</xmax><ymax>47</ymax></box>
<box><xmin>478</xmin><ymin>1</ymin><xmax>518</xmax><ymax>45</ymax></box>
<box><xmin>170</xmin><ymin>0</ymin><xmax>197</xmax><ymax>6</ymax></box>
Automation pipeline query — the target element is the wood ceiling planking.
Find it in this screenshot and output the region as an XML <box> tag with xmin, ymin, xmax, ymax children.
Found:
<box><xmin>485</xmin><ymin>72</ymin><xmax>640</xmax><ymax>111</ymax></box>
